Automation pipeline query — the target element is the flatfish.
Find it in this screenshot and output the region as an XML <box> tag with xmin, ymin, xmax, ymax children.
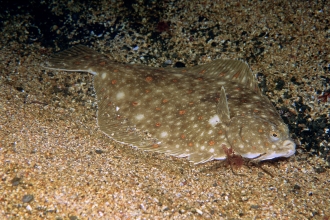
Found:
<box><xmin>42</xmin><ymin>45</ymin><xmax>295</xmax><ymax>164</ymax></box>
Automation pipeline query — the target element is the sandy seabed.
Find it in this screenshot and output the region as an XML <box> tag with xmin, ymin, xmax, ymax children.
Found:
<box><xmin>0</xmin><ymin>0</ymin><xmax>329</xmax><ymax>219</ymax></box>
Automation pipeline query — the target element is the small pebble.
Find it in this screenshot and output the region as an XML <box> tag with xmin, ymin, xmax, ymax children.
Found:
<box><xmin>195</xmin><ymin>208</ymin><xmax>203</xmax><ymax>215</ymax></box>
<box><xmin>22</xmin><ymin>194</ymin><xmax>34</xmax><ymax>203</ymax></box>
<box><xmin>11</xmin><ymin>177</ymin><xmax>21</xmax><ymax>186</ymax></box>
<box><xmin>95</xmin><ymin>149</ymin><xmax>104</xmax><ymax>154</ymax></box>
<box><xmin>26</xmin><ymin>205</ymin><xmax>32</xmax><ymax>211</ymax></box>
<box><xmin>250</xmin><ymin>205</ymin><xmax>260</xmax><ymax>209</ymax></box>
<box><xmin>164</xmin><ymin>60</ymin><xmax>172</xmax><ymax>65</ymax></box>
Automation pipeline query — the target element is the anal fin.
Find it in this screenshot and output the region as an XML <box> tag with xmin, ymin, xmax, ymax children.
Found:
<box><xmin>188</xmin><ymin>152</ymin><xmax>214</xmax><ymax>164</ymax></box>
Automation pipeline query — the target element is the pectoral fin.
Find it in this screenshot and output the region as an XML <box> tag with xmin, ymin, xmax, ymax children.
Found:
<box><xmin>217</xmin><ymin>86</ymin><xmax>230</xmax><ymax>124</ymax></box>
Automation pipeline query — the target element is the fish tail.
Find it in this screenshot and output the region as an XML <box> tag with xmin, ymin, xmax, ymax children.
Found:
<box><xmin>42</xmin><ymin>45</ymin><xmax>107</xmax><ymax>75</ymax></box>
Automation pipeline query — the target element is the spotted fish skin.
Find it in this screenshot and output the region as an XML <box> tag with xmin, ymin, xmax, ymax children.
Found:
<box><xmin>42</xmin><ymin>45</ymin><xmax>295</xmax><ymax>164</ymax></box>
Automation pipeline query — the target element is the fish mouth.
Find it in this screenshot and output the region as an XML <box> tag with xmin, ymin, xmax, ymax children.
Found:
<box><xmin>258</xmin><ymin>139</ymin><xmax>296</xmax><ymax>161</ymax></box>
<box><xmin>242</xmin><ymin>139</ymin><xmax>296</xmax><ymax>161</ymax></box>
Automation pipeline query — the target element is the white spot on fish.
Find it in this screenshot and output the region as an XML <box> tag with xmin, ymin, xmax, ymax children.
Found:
<box><xmin>160</xmin><ymin>131</ymin><xmax>168</xmax><ymax>138</ymax></box>
<box><xmin>209</xmin><ymin>148</ymin><xmax>214</xmax><ymax>153</ymax></box>
<box><xmin>208</xmin><ymin>115</ymin><xmax>220</xmax><ymax>127</ymax></box>
<box><xmin>101</xmin><ymin>72</ymin><xmax>106</xmax><ymax>79</ymax></box>
<box><xmin>135</xmin><ymin>114</ymin><xmax>144</xmax><ymax>120</ymax></box>
<box><xmin>116</xmin><ymin>92</ymin><xmax>125</xmax><ymax>100</ymax></box>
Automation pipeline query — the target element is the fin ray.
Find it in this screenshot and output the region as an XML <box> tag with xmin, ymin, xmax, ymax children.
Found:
<box><xmin>217</xmin><ymin>86</ymin><xmax>231</xmax><ymax>123</ymax></box>
<box><xmin>188</xmin><ymin>59</ymin><xmax>260</xmax><ymax>93</ymax></box>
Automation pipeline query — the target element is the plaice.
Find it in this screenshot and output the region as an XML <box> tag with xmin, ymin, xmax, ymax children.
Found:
<box><xmin>42</xmin><ymin>45</ymin><xmax>295</xmax><ymax>164</ymax></box>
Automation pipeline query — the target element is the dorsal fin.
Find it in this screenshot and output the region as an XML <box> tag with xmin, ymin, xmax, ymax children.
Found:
<box><xmin>217</xmin><ymin>86</ymin><xmax>231</xmax><ymax>123</ymax></box>
<box><xmin>188</xmin><ymin>59</ymin><xmax>260</xmax><ymax>93</ymax></box>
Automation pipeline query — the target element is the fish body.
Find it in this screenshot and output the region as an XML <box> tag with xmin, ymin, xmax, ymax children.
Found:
<box><xmin>42</xmin><ymin>45</ymin><xmax>295</xmax><ymax>164</ymax></box>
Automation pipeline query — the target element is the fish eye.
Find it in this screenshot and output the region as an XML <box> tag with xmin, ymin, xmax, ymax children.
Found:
<box><xmin>269</xmin><ymin>131</ymin><xmax>280</xmax><ymax>142</ymax></box>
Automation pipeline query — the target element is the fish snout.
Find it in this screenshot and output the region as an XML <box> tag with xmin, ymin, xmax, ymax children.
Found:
<box><xmin>282</xmin><ymin>139</ymin><xmax>296</xmax><ymax>157</ymax></box>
